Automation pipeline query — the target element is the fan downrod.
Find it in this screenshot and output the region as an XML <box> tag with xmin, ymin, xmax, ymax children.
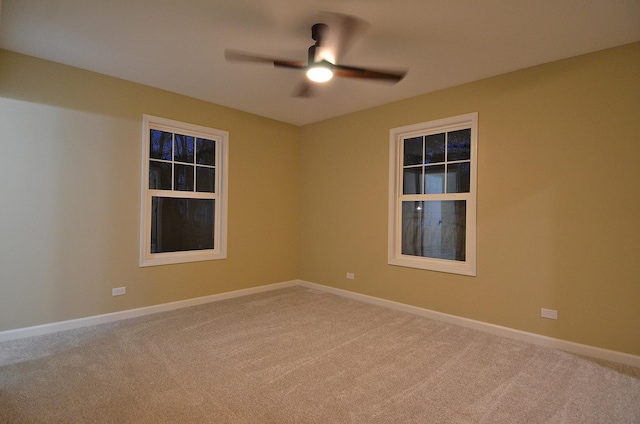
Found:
<box><xmin>311</xmin><ymin>23</ymin><xmax>328</xmax><ymax>44</ymax></box>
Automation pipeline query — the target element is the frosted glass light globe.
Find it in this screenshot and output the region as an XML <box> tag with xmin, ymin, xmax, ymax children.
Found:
<box><xmin>306</xmin><ymin>66</ymin><xmax>334</xmax><ymax>83</ymax></box>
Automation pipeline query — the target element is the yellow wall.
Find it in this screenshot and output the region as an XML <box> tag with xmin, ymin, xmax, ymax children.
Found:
<box><xmin>0</xmin><ymin>50</ymin><xmax>300</xmax><ymax>330</ymax></box>
<box><xmin>299</xmin><ymin>42</ymin><xmax>640</xmax><ymax>356</ymax></box>
<box><xmin>1</xmin><ymin>43</ymin><xmax>639</xmax><ymax>356</ymax></box>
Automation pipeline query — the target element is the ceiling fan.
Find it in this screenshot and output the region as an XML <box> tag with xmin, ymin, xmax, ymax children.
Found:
<box><xmin>225</xmin><ymin>14</ymin><xmax>407</xmax><ymax>97</ymax></box>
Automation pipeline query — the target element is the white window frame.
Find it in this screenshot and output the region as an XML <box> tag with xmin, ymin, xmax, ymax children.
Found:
<box><xmin>139</xmin><ymin>114</ymin><xmax>228</xmax><ymax>267</ymax></box>
<box><xmin>388</xmin><ymin>112</ymin><xmax>477</xmax><ymax>276</ymax></box>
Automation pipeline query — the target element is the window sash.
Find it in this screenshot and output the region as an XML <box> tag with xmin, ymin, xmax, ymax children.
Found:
<box><xmin>140</xmin><ymin>115</ymin><xmax>228</xmax><ymax>267</ymax></box>
<box><xmin>388</xmin><ymin>113</ymin><xmax>477</xmax><ymax>276</ymax></box>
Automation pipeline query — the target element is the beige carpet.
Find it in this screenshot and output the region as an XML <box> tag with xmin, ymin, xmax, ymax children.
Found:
<box><xmin>1</xmin><ymin>287</ymin><xmax>639</xmax><ymax>423</ymax></box>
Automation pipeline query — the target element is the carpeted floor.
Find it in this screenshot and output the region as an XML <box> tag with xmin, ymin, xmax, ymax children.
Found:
<box><xmin>1</xmin><ymin>286</ymin><xmax>639</xmax><ymax>423</ymax></box>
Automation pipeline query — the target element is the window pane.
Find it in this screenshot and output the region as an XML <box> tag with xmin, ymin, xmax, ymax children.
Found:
<box><xmin>151</xmin><ymin>197</ymin><xmax>215</xmax><ymax>253</ymax></box>
<box><xmin>197</xmin><ymin>138</ymin><xmax>216</xmax><ymax>166</ymax></box>
<box><xmin>196</xmin><ymin>167</ymin><xmax>215</xmax><ymax>193</ymax></box>
<box><xmin>403</xmin><ymin>167</ymin><xmax>422</xmax><ymax>194</ymax></box>
<box><xmin>424</xmin><ymin>133</ymin><xmax>445</xmax><ymax>164</ymax></box>
<box><xmin>174</xmin><ymin>134</ymin><xmax>194</xmax><ymax>163</ymax></box>
<box><xmin>149</xmin><ymin>160</ymin><xmax>172</xmax><ymax>190</ymax></box>
<box><xmin>150</xmin><ymin>130</ymin><xmax>172</xmax><ymax>161</ymax></box>
<box><xmin>403</xmin><ymin>137</ymin><xmax>423</xmax><ymax>166</ymax></box>
<box><xmin>174</xmin><ymin>164</ymin><xmax>194</xmax><ymax>191</ymax></box>
<box><xmin>424</xmin><ymin>164</ymin><xmax>445</xmax><ymax>194</ymax></box>
<box><xmin>401</xmin><ymin>201</ymin><xmax>424</xmax><ymax>256</ymax></box>
<box><xmin>447</xmin><ymin>162</ymin><xmax>470</xmax><ymax>193</ymax></box>
<box><xmin>402</xmin><ymin>200</ymin><xmax>466</xmax><ymax>261</ymax></box>
<box><xmin>447</xmin><ymin>129</ymin><xmax>471</xmax><ymax>161</ymax></box>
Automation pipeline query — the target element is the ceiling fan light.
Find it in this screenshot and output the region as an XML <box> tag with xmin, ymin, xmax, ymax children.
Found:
<box><xmin>306</xmin><ymin>66</ymin><xmax>334</xmax><ymax>83</ymax></box>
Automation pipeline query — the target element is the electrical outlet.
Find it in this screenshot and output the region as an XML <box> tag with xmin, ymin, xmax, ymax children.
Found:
<box><xmin>112</xmin><ymin>287</ymin><xmax>126</xmax><ymax>296</ymax></box>
<box><xmin>346</xmin><ymin>272</ymin><xmax>355</xmax><ymax>280</ymax></box>
<box><xmin>541</xmin><ymin>308</ymin><xmax>558</xmax><ymax>320</ymax></box>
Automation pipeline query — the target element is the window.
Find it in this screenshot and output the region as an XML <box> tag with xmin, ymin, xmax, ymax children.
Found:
<box><xmin>140</xmin><ymin>115</ymin><xmax>228</xmax><ymax>267</ymax></box>
<box><xmin>388</xmin><ymin>113</ymin><xmax>477</xmax><ymax>276</ymax></box>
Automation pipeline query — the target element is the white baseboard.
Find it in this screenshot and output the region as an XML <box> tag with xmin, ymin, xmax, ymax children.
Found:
<box><xmin>2</xmin><ymin>278</ymin><xmax>638</xmax><ymax>369</ymax></box>
<box><xmin>297</xmin><ymin>280</ymin><xmax>640</xmax><ymax>369</ymax></box>
<box><xmin>0</xmin><ymin>280</ymin><xmax>298</xmax><ymax>343</ymax></box>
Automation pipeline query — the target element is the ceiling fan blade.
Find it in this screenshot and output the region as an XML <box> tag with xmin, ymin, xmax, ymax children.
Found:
<box><xmin>291</xmin><ymin>80</ymin><xmax>316</xmax><ymax>98</ymax></box>
<box><xmin>321</xmin><ymin>13</ymin><xmax>369</xmax><ymax>62</ymax></box>
<box><xmin>225</xmin><ymin>50</ymin><xmax>306</xmax><ymax>70</ymax></box>
<box><xmin>334</xmin><ymin>64</ymin><xmax>407</xmax><ymax>83</ymax></box>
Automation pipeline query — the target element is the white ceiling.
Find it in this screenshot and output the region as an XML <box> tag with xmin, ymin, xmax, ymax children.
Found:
<box><xmin>1</xmin><ymin>0</ymin><xmax>639</xmax><ymax>126</ymax></box>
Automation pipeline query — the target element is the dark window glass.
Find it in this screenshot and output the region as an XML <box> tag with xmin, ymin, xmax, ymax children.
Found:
<box><xmin>174</xmin><ymin>134</ymin><xmax>194</xmax><ymax>163</ymax></box>
<box><xmin>197</xmin><ymin>138</ymin><xmax>216</xmax><ymax>166</ymax></box>
<box><xmin>402</xmin><ymin>200</ymin><xmax>466</xmax><ymax>261</ymax></box>
<box><xmin>403</xmin><ymin>167</ymin><xmax>422</xmax><ymax>195</ymax></box>
<box><xmin>402</xmin><ymin>201</ymin><xmax>424</xmax><ymax>256</ymax></box>
<box><xmin>424</xmin><ymin>133</ymin><xmax>445</xmax><ymax>164</ymax></box>
<box><xmin>149</xmin><ymin>160</ymin><xmax>172</xmax><ymax>190</ymax></box>
<box><xmin>447</xmin><ymin>162</ymin><xmax>470</xmax><ymax>193</ymax></box>
<box><xmin>150</xmin><ymin>130</ymin><xmax>172</xmax><ymax>161</ymax></box>
<box><xmin>174</xmin><ymin>164</ymin><xmax>194</xmax><ymax>191</ymax></box>
<box><xmin>447</xmin><ymin>129</ymin><xmax>471</xmax><ymax>162</ymax></box>
<box><xmin>424</xmin><ymin>164</ymin><xmax>445</xmax><ymax>194</ymax></box>
<box><xmin>403</xmin><ymin>137</ymin><xmax>423</xmax><ymax>166</ymax></box>
<box><xmin>196</xmin><ymin>167</ymin><xmax>215</xmax><ymax>193</ymax></box>
<box><xmin>151</xmin><ymin>197</ymin><xmax>215</xmax><ymax>253</ymax></box>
